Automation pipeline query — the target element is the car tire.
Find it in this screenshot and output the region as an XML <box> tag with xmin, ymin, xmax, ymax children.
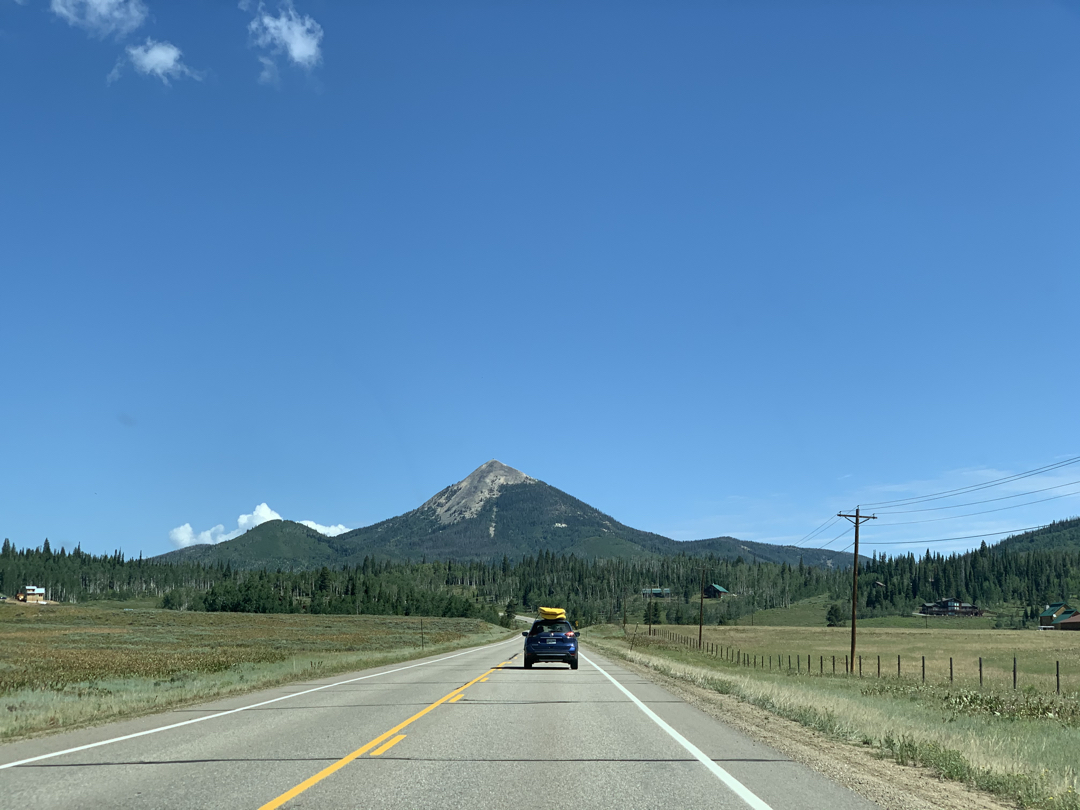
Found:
<box><xmin>569</xmin><ymin>659</ymin><xmax>578</xmax><ymax>671</ymax></box>
<box><xmin>524</xmin><ymin>657</ymin><xmax>533</xmax><ymax>669</ymax></box>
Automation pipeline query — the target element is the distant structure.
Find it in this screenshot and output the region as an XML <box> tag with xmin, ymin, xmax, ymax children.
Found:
<box><xmin>1040</xmin><ymin>603</ymin><xmax>1077</xmax><ymax>628</ymax></box>
<box><xmin>919</xmin><ymin>597</ymin><xmax>983</xmax><ymax>617</ymax></box>
<box><xmin>641</xmin><ymin>588</ymin><xmax>671</xmax><ymax>599</ymax></box>
<box><xmin>703</xmin><ymin>584</ymin><xmax>731</xmax><ymax>599</ymax></box>
<box><xmin>17</xmin><ymin>586</ymin><xmax>45</xmax><ymax>604</ymax></box>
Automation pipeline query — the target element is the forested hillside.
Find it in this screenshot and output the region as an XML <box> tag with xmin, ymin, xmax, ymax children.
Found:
<box><xmin>6</xmin><ymin>517</ymin><xmax>1080</xmax><ymax>625</ymax></box>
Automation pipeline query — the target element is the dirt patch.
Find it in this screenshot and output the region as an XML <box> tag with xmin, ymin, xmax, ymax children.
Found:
<box><xmin>609</xmin><ymin>650</ymin><xmax>1015</xmax><ymax>810</ymax></box>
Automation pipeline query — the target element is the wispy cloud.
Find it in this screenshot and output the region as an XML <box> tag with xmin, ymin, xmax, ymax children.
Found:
<box><xmin>109</xmin><ymin>38</ymin><xmax>202</xmax><ymax>84</ymax></box>
<box><xmin>51</xmin><ymin>0</ymin><xmax>148</xmax><ymax>38</ymax></box>
<box><xmin>247</xmin><ymin>0</ymin><xmax>323</xmax><ymax>82</ymax></box>
<box><xmin>169</xmin><ymin>503</ymin><xmax>350</xmax><ymax>548</ymax></box>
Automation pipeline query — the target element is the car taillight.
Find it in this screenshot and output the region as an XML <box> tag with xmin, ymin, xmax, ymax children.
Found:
<box><xmin>565</xmin><ymin>632</ymin><xmax>575</xmax><ymax>638</ymax></box>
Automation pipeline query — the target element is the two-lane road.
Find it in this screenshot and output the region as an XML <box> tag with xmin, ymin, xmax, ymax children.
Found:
<box><xmin>1</xmin><ymin>638</ymin><xmax>879</xmax><ymax>809</ymax></box>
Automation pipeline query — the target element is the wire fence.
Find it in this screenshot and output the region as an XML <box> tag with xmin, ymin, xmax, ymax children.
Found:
<box><xmin>644</xmin><ymin>626</ymin><xmax>1075</xmax><ymax>695</ymax></box>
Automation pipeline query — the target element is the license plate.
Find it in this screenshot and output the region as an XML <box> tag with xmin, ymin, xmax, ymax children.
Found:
<box><xmin>544</xmin><ymin>639</ymin><xmax>556</xmax><ymax>644</ymax></box>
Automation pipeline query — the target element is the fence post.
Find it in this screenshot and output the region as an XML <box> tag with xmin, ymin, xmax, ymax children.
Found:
<box><xmin>877</xmin><ymin>655</ymin><xmax>880</xmax><ymax>678</ymax></box>
<box><xmin>1057</xmin><ymin>661</ymin><xmax>1061</xmax><ymax>695</ymax></box>
<box><xmin>859</xmin><ymin>655</ymin><xmax>862</xmax><ymax>677</ymax></box>
<box><xmin>808</xmin><ymin>654</ymin><xmax>810</xmax><ymax>674</ymax></box>
<box><xmin>788</xmin><ymin>655</ymin><xmax>791</xmax><ymax>671</ymax></box>
<box><xmin>831</xmin><ymin>655</ymin><xmax>835</xmax><ymax>674</ymax></box>
<box><xmin>979</xmin><ymin>656</ymin><xmax>983</xmax><ymax>688</ymax></box>
<box><xmin>845</xmin><ymin>655</ymin><xmax>848</xmax><ymax>674</ymax></box>
<box><xmin>798</xmin><ymin>655</ymin><xmax>801</xmax><ymax>674</ymax></box>
<box><xmin>1013</xmin><ymin>657</ymin><xmax>1017</xmax><ymax>691</ymax></box>
<box><xmin>898</xmin><ymin>654</ymin><xmax>901</xmax><ymax>678</ymax></box>
<box><xmin>950</xmin><ymin>657</ymin><xmax>953</xmax><ymax>684</ymax></box>
<box><xmin>922</xmin><ymin>655</ymin><xmax>925</xmax><ymax>683</ymax></box>
<box><xmin>820</xmin><ymin>655</ymin><xmax>823</xmax><ymax>675</ymax></box>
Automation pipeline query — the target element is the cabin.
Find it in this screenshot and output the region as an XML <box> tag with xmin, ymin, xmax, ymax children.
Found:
<box><xmin>703</xmin><ymin>584</ymin><xmax>730</xmax><ymax>599</ymax></box>
<box><xmin>1040</xmin><ymin>603</ymin><xmax>1075</xmax><ymax>627</ymax></box>
<box><xmin>18</xmin><ymin>586</ymin><xmax>45</xmax><ymax>604</ymax></box>
<box><xmin>1054</xmin><ymin>614</ymin><xmax>1080</xmax><ymax>631</ymax></box>
<box><xmin>640</xmin><ymin>588</ymin><xmax>672</xmax><ymax>599</ymax></box>
<box><xmin>919</xmin><ymin>597</ymin><xmax>983</xmax><ymax>617</ymax></box>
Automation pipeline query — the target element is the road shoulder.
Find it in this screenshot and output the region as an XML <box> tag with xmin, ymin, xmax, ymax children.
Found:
<box><xmin>588</xmin><ymin>642</ymin><xmax>1013</xmax><ymax>810</ymax></box>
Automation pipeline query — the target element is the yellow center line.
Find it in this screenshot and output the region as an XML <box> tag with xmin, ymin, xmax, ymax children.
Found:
<box><xmin>257</xmin><ymin>665</ymin><xmax>495</xmax><ymax>810</ymax></box>
<box><xmin>370</xmin><ymin>734</ymin><xmax>406</xmax><ymax>756</ymax></box>
<box><xmin>448</xmin><ymin>694</ymin><xmax>463</xmax><ymax>703</ymax></box>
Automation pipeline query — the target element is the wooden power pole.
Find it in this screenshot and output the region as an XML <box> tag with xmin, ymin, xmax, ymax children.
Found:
<box><xmin>838</xmin><ymin>507</ymin><xmax>876</xmax><ymax>673</ymax></box>
<box><xmin>698</xmin><ymin>565</ymin><xmax>706</xmax><ymax>649</ymax></box>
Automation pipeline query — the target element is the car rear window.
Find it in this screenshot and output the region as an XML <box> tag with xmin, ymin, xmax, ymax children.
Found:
<box><xmin>531</xmin><ymin>621</ymin><xmax>572</xmax><ymax>635</ymax></box>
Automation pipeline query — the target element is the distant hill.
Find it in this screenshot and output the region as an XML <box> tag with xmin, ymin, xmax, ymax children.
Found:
<box><xmin>994</xmin><ymin>517</ymin><xmax>1080</xmax><ymax>553</ymax></box>
<box><xmin>156</xmin><ymin>460</ymin><xmax>861</xmax><ymax>570</ymax></box>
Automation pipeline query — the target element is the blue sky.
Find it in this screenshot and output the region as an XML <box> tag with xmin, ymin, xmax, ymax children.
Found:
<box><xmin>2</xmin><ymin>0</ymin><xmax>1078</xmax><ymax>559</ymax></box>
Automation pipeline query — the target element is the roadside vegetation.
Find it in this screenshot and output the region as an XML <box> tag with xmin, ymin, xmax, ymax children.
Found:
<box><xmin>586</xmin><ymin>623</ymin><xmax>1080</xmax><ymax>809</ymax></box>
<box><xmin>0</xmin><ymin>601</ymin><xmax>512</xmax><ymax>740</ymax></box>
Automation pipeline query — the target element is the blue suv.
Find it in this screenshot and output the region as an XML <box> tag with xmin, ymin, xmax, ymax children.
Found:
<box><xmin>522</xmin><ymin>618</ymin><xmax>578</xmax><ymax>670</ymax></box>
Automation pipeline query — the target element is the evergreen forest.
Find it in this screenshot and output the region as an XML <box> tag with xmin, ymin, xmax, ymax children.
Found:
<box><xmin>2</xmin><ymin>517</ymin><xmax>1079</xmax><ymax>626</ymax></box>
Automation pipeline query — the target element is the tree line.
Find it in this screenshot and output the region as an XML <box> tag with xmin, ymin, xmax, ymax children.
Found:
<box><xmin>4</xmin><ymin>523</ymin><xmax>1080</xmax><ymax>625</ymax></box>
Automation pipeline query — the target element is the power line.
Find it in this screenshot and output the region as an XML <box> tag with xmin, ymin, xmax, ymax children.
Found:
<box><xmin>859</xmin><ymin>455</ymin><xmax>1080</xmax><ymax>509</ymax></box>
<box><xmin>793</xmin><ymin>515</ymin><xmax>841</xmax><ymax>547</ymax></box>
<box><xmin>872</xmin><ymin>477</ymin><xmax>1080</xmax><ymax>514</ymax></box>
<box><xmin>858</xmin><ymin>524</ymin><xmax>1049</xmax><ymax>547</ymax></box>
<box><xmin>876</xmin><ymin>488</ymin><xmax>1080</xmax><ymax>526</ymax></box>
<box><xmin>816</xmin><ymin>527</ymin><xmax>851</xmax><ymax>552</ymax></box>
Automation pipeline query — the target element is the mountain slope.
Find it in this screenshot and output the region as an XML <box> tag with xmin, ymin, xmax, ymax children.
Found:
<box><xmin>156</xmin><ymin>520</ymin><xmax>338</xmax><ymax>570</ymax></box>
<box><xmin>994</xmin><ymin>517</ymin><xmax>1080</xmax><ymax>553</ymax></box>
<box><xmin>156</xmin><ymin>460</ymin><xmax>860</xmax><ymax>569</ymax></box>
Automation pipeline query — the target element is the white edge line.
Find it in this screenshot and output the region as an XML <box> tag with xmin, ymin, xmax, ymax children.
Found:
<box><xmin>580</xmin><ymin>652</ymin><xmax>775</xmax><ymax>810</ymax></box>
<box><xmin>1</xmin><ymin>637</ymin><xmax>519</xmax><ymax>771</ymax></box>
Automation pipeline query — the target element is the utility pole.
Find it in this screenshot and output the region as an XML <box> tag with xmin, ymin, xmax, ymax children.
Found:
<box><xmin>838</xmin><ymin>507</ymin><xmax>876</xmax><ymax>673</ymax></box>
<box><xmin>698</xmin><ymin>565</ymin><xmax>706</xmax><ymax>649</ymax></box>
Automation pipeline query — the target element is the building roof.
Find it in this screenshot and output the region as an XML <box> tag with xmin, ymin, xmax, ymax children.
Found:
<box><xmin>1041</xmin><ymin>603</ymin><xmax>1070</xmax><ymax>618</ymax></box>
<box><xmin>709</xmin><ymin>584</ymin><xmax>729</xmax><ymax>593</ymax></box>
<box><xmin>1055</xmin><ymin>613</ymin><xmax>1080</xmax><ymax>626</ymax></box>
<box><xmin>1053</xmin><ymin>610</ymin><xmax>1079</xmax><ymax>625</ymax></box>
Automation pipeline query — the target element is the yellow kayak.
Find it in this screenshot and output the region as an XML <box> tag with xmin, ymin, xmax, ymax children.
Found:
<box><xmin>538</xmin><ymin>606</ymin><xmax>566</xmax><ymax>620</ymax></box>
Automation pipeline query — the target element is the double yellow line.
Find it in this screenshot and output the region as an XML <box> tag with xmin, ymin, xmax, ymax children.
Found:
<box><xmin>258</xmin><ymin>661</ymin><xmax>510</xmax><ymax>810</ymax></box>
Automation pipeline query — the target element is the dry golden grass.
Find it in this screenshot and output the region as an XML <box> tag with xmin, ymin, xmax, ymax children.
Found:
<box><xmin>0</xmin><ymin>602</ymin><xmax>511</xmax><ymax>739</ymax></box>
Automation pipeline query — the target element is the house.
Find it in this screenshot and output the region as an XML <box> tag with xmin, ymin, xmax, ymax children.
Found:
<box><xmin>703</xmin><ymin>584</ymin><xmax>730</xmax><ymax>599</ymax></box>
<box><xmin>18</xmin><ymin>586</ymin><xmax>45</xmax><ymax>604</ymax></box>
<box><xmin>919</xmin><ymin>597</ymin><xmax>983</xmax><ymax>617</ymax></box>
<box><xmin>1040</xmin><ymin>603</ymin><xmax>1075</xmax><ymax>627</ymax></box>
<box><xmin>641</xmin><ymin>588</ymin><xmax>671</xmax><ymax>599</ymax></box>
<box><xmin>1054</xmin><ymin>614</ymin><xmax>1080</xmax><ymax>631</ymax></box>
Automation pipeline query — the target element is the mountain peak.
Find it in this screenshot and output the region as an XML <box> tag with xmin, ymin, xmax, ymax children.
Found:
<box><xmin>421</xmin><ymin>460</ymin><xmax>535</xmax><ymax>525</ymax></box>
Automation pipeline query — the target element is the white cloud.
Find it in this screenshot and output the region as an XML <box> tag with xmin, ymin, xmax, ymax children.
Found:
<box><xmin>248</xmin><ymin>0</ymin><xmax>323</xmax><ymax>79</ymax></box>
<box><xmin>110</xmin><ymin>38</ymin><xmax>202</xmax><ymax>85</ymax></box>
<box><xmin>299</xmin><ymin>520</ymin><xmax>349</xmax><ymax>537</ymax></box>
<box><xmin>51</xmin><ymin>0</ymin><xmax>147</xmax><ymax>38</ymax></box>
<box><xmin>169</xmin><ymin>502</ymin><xmax>282</xmax><ymax>548</ymax></box>
<box><xmin>169</xmin><ymin>502</ymin><xmax>350</xmax><ymax>548</ymax></box>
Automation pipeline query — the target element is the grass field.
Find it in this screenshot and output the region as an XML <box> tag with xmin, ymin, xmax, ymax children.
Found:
<box><xmin>729</xmin><ymin>593</ymin><xmax>1001</xmax><ymax>629</ymax></box>
<box><xmin>638</xmin><ymin>619</ymin><xmax>1080</xmax><ymax>694</ymax></box>
<box><xmin>0</xmin><ymin>601</ymin><xmax>513</xmax><ymax>740</ymax></box>
<box><xmin>586</xmin><ymin>623</ymin><xmax>1080</xmax><ymax>809</ymax></box>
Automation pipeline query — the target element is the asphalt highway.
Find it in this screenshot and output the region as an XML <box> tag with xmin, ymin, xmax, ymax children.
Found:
<box><xmin>0</xmin><ymin>638</ymin><xmax>880</xmax><ymax>810</ymax></box>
